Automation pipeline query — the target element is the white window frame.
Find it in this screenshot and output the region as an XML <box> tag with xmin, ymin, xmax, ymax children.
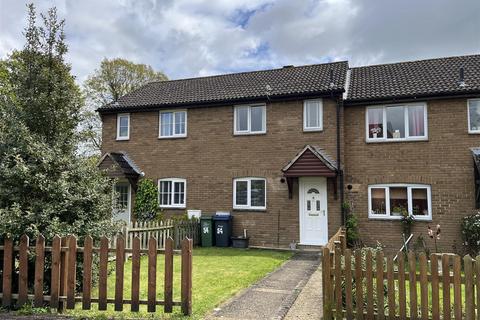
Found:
<box><xmin>368</xmin><ymin>184</ymin><xmax>432</xmax><ymax>221</ymax></box>
<box><xmin>233</xmin><ymin>177</ymin><xmax>267</xmax><ymax>210</ymax></box>
<box><xmin>365</xmin><ymin>103</ymin><xmax>428</xmax><ymax>142</ymax></box>
<box><xmin>303</xmin><ymin>99</ymin><xmax>323</xmax><ymax>131</ymax></box>
<box><xmin>116</xmin><ymin>113</ymin><xmax>130</xmax><ymax>140</ymax></box>
<box><xmin>468</xmin><ymin>99</ymin><xmax>480</xmax><ymax>134</ymax></box>
<box><xmin>233</xmin><ymin>104</ymin><xmax>266</xmax><ymax>135</ymax></box>
<box><xmin>159</xmin><ymin>110</ymin><xmax>187</xmax><ymax>138</ymax></box>
<box><xmin>158</xmin><ymin>178</ymin><xmax>187</xmax><ymax>208</ymax></box>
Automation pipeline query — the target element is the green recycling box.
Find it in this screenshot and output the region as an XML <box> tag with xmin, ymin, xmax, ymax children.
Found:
<box><xmin>200</xmin><ymin>216</ymin><xmax>214</xmax><ymax>247</ymax></box>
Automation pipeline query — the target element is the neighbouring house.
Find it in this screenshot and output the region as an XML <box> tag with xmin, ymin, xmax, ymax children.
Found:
<box><xmin>98</xmin><ymin>54</ymin><xmax>480</xmax><ymax>252</ymax></box>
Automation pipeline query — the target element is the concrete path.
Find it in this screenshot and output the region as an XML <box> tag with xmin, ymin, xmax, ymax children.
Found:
<box><xmin>207</xmin><ymin>252</ymin><xmax>321</xmax><ymax>320</ymax></box>
<box><xmin>284</xmin><ymin>263</ymin><xmax>323</xmax><ymax>319</ymax></box>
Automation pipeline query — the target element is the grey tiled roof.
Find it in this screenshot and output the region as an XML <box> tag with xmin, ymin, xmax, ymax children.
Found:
<box><xmin>347</xmin><ymin>54</ymin><xmax>480</xmax><ymax>102</ymax></box>
<box><xmin>97</xmin><ymin>61</ymin><xmax>348</xmax><ymax>112</ymax></box>
<box><xmin>109</xmin><ymin>152</ymin><xmax>143</xmax><ymax>176</ymax></box>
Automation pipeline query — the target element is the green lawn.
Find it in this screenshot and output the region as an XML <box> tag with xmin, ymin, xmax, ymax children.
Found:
<box><xmin>66</xmin><ymin>247</ymin><xmax>292</xmax><ymax>319</ymax></box>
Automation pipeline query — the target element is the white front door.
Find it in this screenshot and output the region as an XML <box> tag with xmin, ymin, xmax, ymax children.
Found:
<box><xmin>299</xmin><ymin>177</ymin><xmax>328</xmax><ymax>245</ymax></box>
<box><xmin>113</xmin><ymin>182</ymin><xmax>131</xmax><ymax>223</ymax></box>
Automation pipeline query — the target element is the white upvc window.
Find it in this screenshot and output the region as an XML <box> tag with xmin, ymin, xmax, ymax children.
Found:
<box><xmin>159</xmin><ymin>110</ymin><xmax>187</xmax><ymax>138</ymax></box>
<box><xmin>158</xmin><ymin>178</ymin><xmax>186</xmax><ymax>208</ymax></box>
<box><xmin>234</xmin><ymin>104</ymin><xmax>266</xmax><ymax>135</ymax></box>
<box><xmin>468</xmin><ymin>99</ymin><xmax>480</xmax><ymax>134</ymax></box>
<box><xmin>368</xmin><ymin>184</ymin><xmax>432</xmax><ymax>221</ymax></box>
<box><xmin>366</xmin><ymin>103</ymin><xmax>428</xmax><ymax>142</ymax></box>
<box><xmin>116</xmin><ymin>113</ymin><xmax>130</xmax><ymax>140</ymax></box>
<box><xmin>233</xmin><ymin>177</ymin><xmax>266</xmax><ymax>210</ymax></box>
<box><xmin>303</xmin><ymin>99</ymin><xmax>323</xmax><ymax>131</ymax></box>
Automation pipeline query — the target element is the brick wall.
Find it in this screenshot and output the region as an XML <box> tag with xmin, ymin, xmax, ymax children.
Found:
<box><xmin>101</xmin><ymin>98</ymin><xmax>343</xmax><ymax>247</ymax></box>
<box><xmin>344</xmin><ymin>98</ymin><xmax>479</xmax><ymax>253</ymax></box>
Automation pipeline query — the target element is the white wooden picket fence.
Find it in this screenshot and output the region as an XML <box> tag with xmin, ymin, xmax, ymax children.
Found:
<box><xmin>111</xmin><ymin>220</ymin><xmax>200</xmax><ymax>250</ymax></box>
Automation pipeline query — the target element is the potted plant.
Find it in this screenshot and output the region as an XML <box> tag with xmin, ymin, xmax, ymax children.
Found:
<box><xmin>370</xmin><ymin>127</ymin><xmax>382</xmax><ymax>139</ymax></box>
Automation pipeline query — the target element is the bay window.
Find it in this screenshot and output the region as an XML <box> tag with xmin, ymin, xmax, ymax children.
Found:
<box><xmin>368</xmin><ymin>184</ymin><xmax>431</xmax><ymax>220</ymax></box>
<box><xmin>234</xmin><ymin>104</ymin><xmax>266</xmax><ymax>135</ymax></box>
<box><xmin>366</xmin><ymin>103</ymin><xmax>427</xmax><ymax>141</ymax></box>
<box><xmin>468</xmin><ymin>99</ymin><xmax>480</xmax><ymax>134</ymax></box>
<box><xmin>159</xmin><ymin>110</ymin><xmax>187</xmax><ymax>138</ymax></box>
<box><xmin>158</xmin><ymin>178</ymin><xmax>186</xmax><ymax>208</ymax></box>
<box><xmin>233</xmin><ymin>177</ymin><xmax>266</xmax><ymax>209</ymax></box>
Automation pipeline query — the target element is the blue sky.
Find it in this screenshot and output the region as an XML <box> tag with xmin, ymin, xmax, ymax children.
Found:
<box><xmin>1</xmin><ymin>0</ymin><xmax>479</xmax><ymax>83</ymax></box>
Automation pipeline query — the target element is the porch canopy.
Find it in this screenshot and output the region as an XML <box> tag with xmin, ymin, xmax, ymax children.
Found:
<box><xmin>473</xmin><ymin>148</ymin><xmax>480</xmax><ymax>208</ymax></box>
<box><xmin>282</xmin><ymin>145</ymin><xmax>338</xmax><ymax>198</ymax></box>
<box><xmin>98</xmin><ymin>152</ymin><xmax>143</xmax><ymax>190</ymax></box>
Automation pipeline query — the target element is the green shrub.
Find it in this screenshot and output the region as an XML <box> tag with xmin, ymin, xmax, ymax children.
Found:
<box><xmin>462</xmin><ymin>211</ymin><xmax>480</xmax><ymax>255</ymax></box>
<box><xmin>133</xmin><ymin>179</ymin><xmax>161</xmax><ymax>221</ymax></box>
<box><xmin>344</xmin><ymin>202</ymin><xmax>359</xmax><ymax>247</ymax></box>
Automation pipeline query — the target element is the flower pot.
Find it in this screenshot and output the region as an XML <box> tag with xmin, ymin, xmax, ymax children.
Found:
<box><xmin>231</xmin><ymin>237</ymin><xmax>249</xmax><ymax>248</ymax></box>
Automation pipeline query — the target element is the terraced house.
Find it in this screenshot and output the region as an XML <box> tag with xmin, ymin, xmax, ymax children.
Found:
<box><xmin>98</xmin><ymin>54</ymin><xmax>480</xmax><ymax>252</ymax></box>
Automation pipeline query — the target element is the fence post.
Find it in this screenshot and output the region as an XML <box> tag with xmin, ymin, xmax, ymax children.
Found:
<box><xmin>83</xmin><ymin>236</ymin><xmax>93</xmax><ymax>310</ymax></box>
<box><xmin>34</xmin><ymin>234</ymin><xmax>45</xmax><ymax>307</ymax></box>
<box><xmin>147</xmin><ymin>236</ymin><xmax>157</xmax><ymax>312</ymax></box>
<box><xmin>452</xmin><ymin>255</ymin><xmax>462</xmax><ymax>320</ymax></box>
<box><xmin>58</xmin><ymin>236</ymin><xmax>68</xmax><ymax>312</ymax></box>
<box><xmin>419</xmin><ymin>253</ymin><xmax>429</xmax><ymax>320</ymax></box>
<box><xmin>17</xmin><ymin>234</ymin><xmax>29</xmax><ymax>308</ymax></box>
<box><xmin>398</xmin><ymin>253</ymin><xmax>406</xmax><ymax>319</ymax></box>
<box><xmin>334</xmin><ymin>247</ymin><xmax>342</xmax><ymax>319</ymax></box>
<box><xmin>2</xmin><ymin>236</ymin><xmax>13</xmax><ymax>308</ymax></box>
<box><xmin>442</xmin><ymin>254</ymin><xmax>451</xmax><ymax>320</ymax></box>
<box><xmin>408</xmin><ymin>251</ymin><xmax>418</xmax><ymax>320</ymax></box>
<box><xmin>322</xmin><ymin>247</ymin><xmax>332</xmax><ymax>320</ymax></box>
<box><xmin>344</xmin><ymin>249</ymin><xmax>353</xmax><ymax>319</ymax></box>
<box><xmin>98</xmin><ymin>237</ymin><xmax>109</xmax><ymax>311</ymax></box>
<box><xmin>114</xmin><ymin>235</ymin><xmax>125</xmax><ymax>311</ymax></box>
<box><xmin>376</xmin><ymin>251</ymin><xmax>385</xmax><ymax>320</ymax></box>
<box><xmin>66</xmin><ymin>235</ymin><xmax>77</xmax><ymax>310</ymax></box>
<box><xmin>355</xmin><ymin>250</ymin><xmax>364</xmax><ymax>320</ymax></box>
<box><xmin>164</xmin><ymin>237</ymin><xmax>174</xmax><ymax>313</ymax></box>
<box><xmin>430</xmin><ymin>254</ymin><xmax>440</xmax><ymax>320</ymax></box>
<box><xmin>50</xmin><ymin>235</ymin><xmax>61</xmax><ymax>309</ymax></box>
<box><xmin>387</xmin><ymin>256</ymin><xmax>395</xmax><ymax>319</ymax></box>
<box><xmin>365</xmin><ymin>250</ymin><xmax>374</xmax><ymax>319</ymax></box>
<box><xmin>181</xmin><ymin>238</ymin><xmax>193</xmax><ymax>316</ymax></box>
<box><xmin>465</xmin><ymin>255</ymin><xmax>474</xmax><ymax>320</ymax></box>
<box><xmin>131</xmin><ymin>236</ymin><xmax>141</xmax><ymax>312</ymax></box>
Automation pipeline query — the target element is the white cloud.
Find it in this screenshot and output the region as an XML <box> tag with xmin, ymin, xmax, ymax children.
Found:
<box><xmin>0</xmin><ymin>0</ymin><xmax>479</xmax><ymax>83</ymax></box>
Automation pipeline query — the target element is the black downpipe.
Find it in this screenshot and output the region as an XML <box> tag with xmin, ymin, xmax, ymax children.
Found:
<box><xmin>335</xmin><ymin>94</ymin><xmax>345</xmax><ymax>225</ymax></box>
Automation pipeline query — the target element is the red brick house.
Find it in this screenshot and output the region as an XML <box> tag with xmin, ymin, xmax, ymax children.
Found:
<box><xmin>98</xmin><ymin>54</ymin><xmax>480</xmax><ymax>251</ymax></box>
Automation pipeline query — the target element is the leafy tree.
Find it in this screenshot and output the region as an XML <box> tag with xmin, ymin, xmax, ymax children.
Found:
<box><xmin>81</xmin><ymin>58</ymin><xmax>168</xmax><ymax>154</ymax></box>
<box><xmin>0</xmin><ymin>4</ymin><xmax>118</xmax><ymax>241</ymax></box>
<box><xmin>134</xmin><ymin>179</ymin><xmax>162</xmax><ymax>221</ymax></box>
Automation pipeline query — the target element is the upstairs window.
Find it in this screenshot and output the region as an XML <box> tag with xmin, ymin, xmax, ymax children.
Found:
<box><xmin>468</xmin><ymin>99</ymin><xmax>480</xmax><ymax>134</ymax></box>
<box><xmin>158</xmin><ymin>178</ymin><xmax>186</xmax><ymax>208</ymax></box>
<box><xmin>233</xmin><ymin>178</ymin><xmax>266</xmax><ymax>210</ymax></box>
<box><xmin>159</xmin><ymin>110</ymin><xmax>187</xmax><ymax>138</ymax></box>
<box><xmin>366</xmin><ymin>103</ymin><xmax>427</xmax><ymax>141</ymax></box>
<box><xmin>368</xmin><ymin>184</ymin><xmax>431</xmax><ymax>221</ymax></box>
<box><xmin>234</xmin><ymin>104</ymin><xmax>266</xmax><ymax>135</ymax></box>
<box><xmin>116</xmin><ymin>113</ymin><xmax>130</xmax><ymax>140</ymax></box>
<box><xmin>303</xmin><ymin>99</ymin><xmax>323</xmax><ymax>131</ymax></box>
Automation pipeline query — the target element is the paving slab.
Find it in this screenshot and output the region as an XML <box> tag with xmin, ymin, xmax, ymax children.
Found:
<box><xmin>207</xmin><ymin>252</ymin><xmax>320</xmax><ymax>320</ymax></box>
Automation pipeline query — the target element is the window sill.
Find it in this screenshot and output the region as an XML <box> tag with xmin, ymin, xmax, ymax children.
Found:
<box><xmin>303</xmin><ymin>128</ymin><xmax>323</xmax><ymax>132</ymax></box>
<box><xmin>468</xmin><ymin>131</ymin><xmax>480</xmax><ymax>134</ymax></box>
<box><xmin>233</xmin><ymin>132</ymin><xmax>267</xmax><ymax>136</ymax></box>
<box><xmin>158</xmin><ymin>136</ymin><xmax>187</xmax><ymax>140</ymax></box>
<box><xmin>116</xmin><ymin>137</ymin><xmax>130</xmax><ymax>141</ymax></box>
<box><xmin>160</xmin><ymin>206</ymin><xmax>186</xmax><ymax>210</ymax></box>
<box><xmin>368</xmin><ymin>215</ymin><xmax>432</xmax><ymax>222</ymax></box>
<box><xmin>366</xmin><ymin>137</ymin><xmax>428</xmax><ymax>143</ymax></box>
<box><xmin>233</xmin><ymin>208</ymin><xmax>267</xmax><ymax>212</ymax></box>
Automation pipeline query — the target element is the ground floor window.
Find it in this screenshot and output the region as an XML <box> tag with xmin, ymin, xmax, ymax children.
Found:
<box><xmin>113</xmin><ymin>182</ymin><xmax>131</xmax><ymax>222</ymax></box>
<box><xmin>158</xmin><ymin>178</ymin><xmax>186</xmax><ymax>208</ymax></box>
<box><xmin>233</xmin><ymin>177</ymin><xmax>266</xmax><ymax>210</ymax></box>
<box><xmin>368</xmin><ymin>184</ymin><xmax>431</xmax><ymax>220</ymax></box>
